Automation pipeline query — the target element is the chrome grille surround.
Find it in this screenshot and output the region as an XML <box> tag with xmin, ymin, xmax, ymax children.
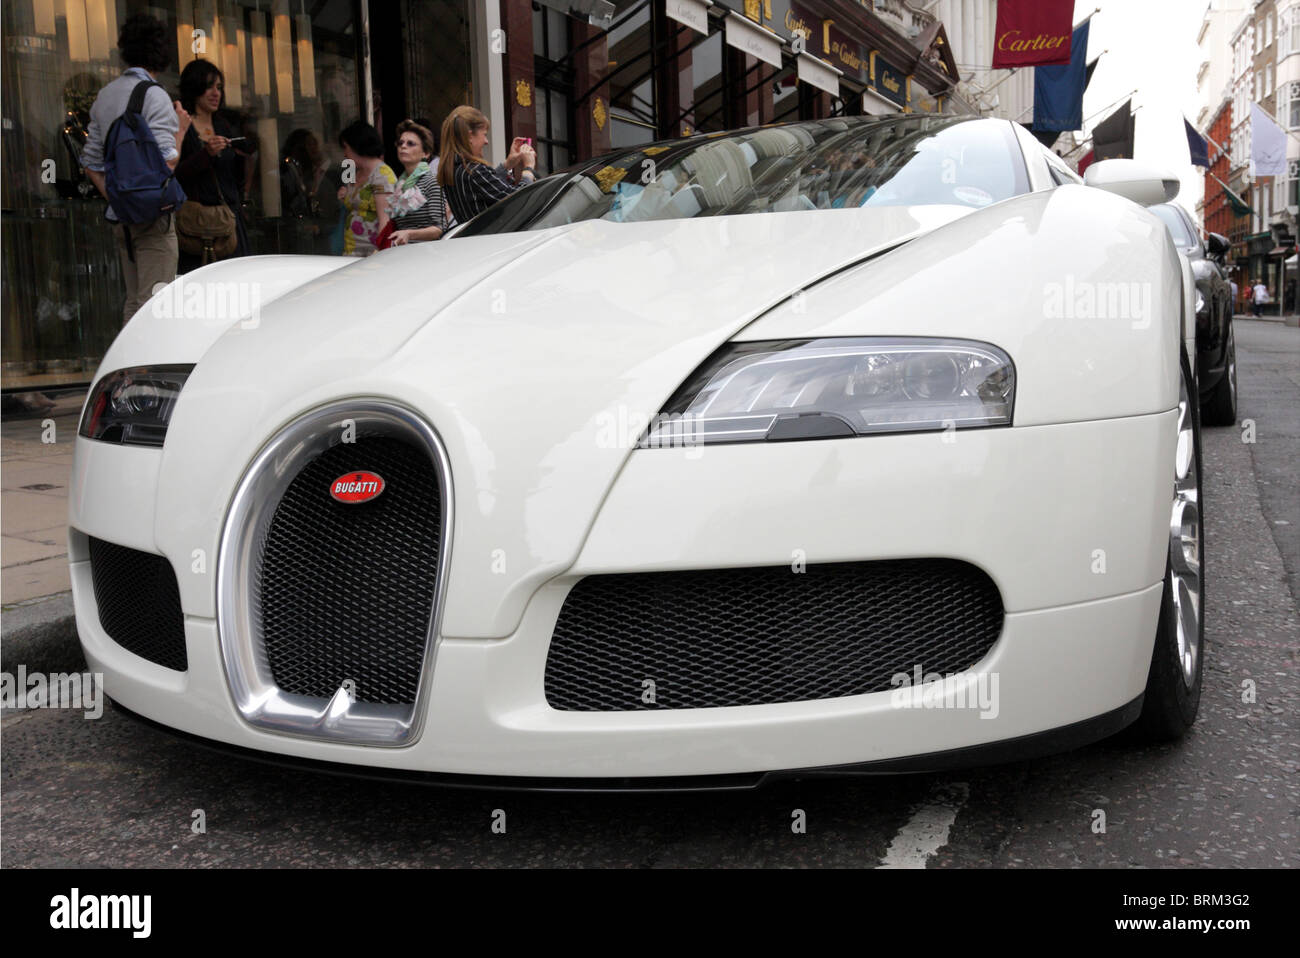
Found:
<box><xmin>217</xmin><ymin>400</ymin><xmax>453</xmax><ymax>747</ymax></box>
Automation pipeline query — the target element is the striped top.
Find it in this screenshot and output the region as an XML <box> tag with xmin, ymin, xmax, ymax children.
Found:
<box><xmin>389</xmin><ymin>168</ymin><xmax>446</xmax><ymax>235</ymax></box>
<box><xmin>446</xmin><ymin>154</ymin><xmax>528</xmax><ymax>222</ymax></box>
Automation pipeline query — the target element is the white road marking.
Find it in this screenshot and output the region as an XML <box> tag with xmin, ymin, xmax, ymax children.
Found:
<box><xmin>877</xmin><ymin>782</ymin><xmax>970</xmax><ymax>869</ymax></box>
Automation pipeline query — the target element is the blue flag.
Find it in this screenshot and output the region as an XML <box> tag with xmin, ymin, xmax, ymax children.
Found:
<box><xmin>1184</xmin><ymin>117</ymin><xmax>1209</xmax><ymax>167</ymax></box>
<box><xmin>1032</xmin><ymin>22</ymin><xmax>1090</xmax><ymax>132</ymax></box>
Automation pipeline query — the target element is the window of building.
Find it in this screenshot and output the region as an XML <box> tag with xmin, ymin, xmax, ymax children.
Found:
<box><xmin>606</xmin><ymin>0</ymin><xmax>657</xmax><ymax>148</ymax></box>
<box><xmin>1267</xmin><ymin>12</ymin><xmax>1274</xmax><ymax>46</ymax></box>
<box><xmin>532</xmin><ymin>4</ymin><xmax>574</xmax><ymax>176</ymax></box>
<box><xmin>691</xmin><ymin>29</ymin><xmax>726</xmax><ymax>134</ymax></box>
<box><xmin>1292</xmin><ymin>6</ymin><xmax>1300</xmax><ymax>51</ymax></box>
<box><xmin>1267</xmin><ymin>64</ymin><xmax>1274</xmax><ymax>96</ymax></box>
<box><xmin>1</xmin><ymin>0</ymin><xmax>362</xmax><ymax>389</ymax></box>
<box><xmin>1290</xmin><ymin>81</ymin><xmax>1300</xmax><ymax>126</ymax></box>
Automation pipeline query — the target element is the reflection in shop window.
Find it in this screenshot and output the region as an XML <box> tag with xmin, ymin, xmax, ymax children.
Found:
<box><xmin>1</xmin><ymin>0</ymin><xmax>361</xmax><ymax>389</ymax></box>
<box><xmin>607</xmin><ymin>0</ymin><xmax>655</xmax><ymax>146</ymax></box>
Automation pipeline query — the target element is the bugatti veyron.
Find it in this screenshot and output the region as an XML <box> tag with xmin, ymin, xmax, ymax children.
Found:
<box><xmin>70</xmin><ymin>114</ymin><xmax>1204</xmax><ymax>787</ymax></box>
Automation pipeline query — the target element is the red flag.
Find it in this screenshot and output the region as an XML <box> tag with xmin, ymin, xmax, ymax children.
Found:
<box><xmin>1078</xmin><ymin>149</ymin><xmax>1096</xmax><ymax>175</ymax></box>
<box><xmin>992</xmin><ymin>0</ymin><xmax>1075</xmax><ymax>69</ymax></box>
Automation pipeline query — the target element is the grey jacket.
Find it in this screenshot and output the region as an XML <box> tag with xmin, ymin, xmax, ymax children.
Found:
<box><xmin>81</xmin><ymin>67</ymin><xmax>180</xmax><ymax>222</ymax></box>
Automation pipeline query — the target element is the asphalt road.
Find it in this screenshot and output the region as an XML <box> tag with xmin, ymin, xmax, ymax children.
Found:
<box><xmin>3</xmin><ymin>320</ymin><xmax>1297</xmax><ymax>868</ymax></box>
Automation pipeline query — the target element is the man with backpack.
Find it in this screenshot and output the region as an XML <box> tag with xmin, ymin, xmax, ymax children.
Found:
<box><xmin>80</xmin><ymin>14</ymin><xmax>191</xmax><ymax>325</ymax></box>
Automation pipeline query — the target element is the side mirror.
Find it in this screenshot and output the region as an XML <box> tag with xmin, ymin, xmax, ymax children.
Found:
<box><xmin>1083</xmin><ymin>158</ymin><xmax>1180</xmax><ymax>207</ymax></box>
<box><xmin>1206</xmin><ymin>232</ymin><xmax>1230</xmax><ymax>257</ymax></box>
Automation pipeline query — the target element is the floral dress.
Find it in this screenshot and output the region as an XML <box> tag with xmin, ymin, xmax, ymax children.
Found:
<box><xmin>341</xmin><ymin>162</ymin><xmax>397</xmax><ymax>256</ymax></box>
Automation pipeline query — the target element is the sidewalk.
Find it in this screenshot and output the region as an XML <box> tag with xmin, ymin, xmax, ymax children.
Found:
<box><xmin>1234</xmin><ymin>311</ymin><xmax>1300</xmax><ymax>326</ymax></box>
<box><xmin>1</xmin><ymin>393</ymin><xmax>84</xmax><ymax>672</ymax></box>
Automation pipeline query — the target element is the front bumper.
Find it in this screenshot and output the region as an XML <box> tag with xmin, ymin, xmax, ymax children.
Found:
<box><xmin>70</xmin><ymin>409</ymin><xmax>1173</xmax><ymax>780</ymax></box>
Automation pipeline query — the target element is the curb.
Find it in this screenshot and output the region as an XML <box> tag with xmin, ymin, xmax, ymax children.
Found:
<box><xmin>1233</xmin><ymin>314</ymin><xmax>1300</xmax><ymax>325</ymax></box>
<box><xmin>0</xmin><ymin>592</ymin><xmax>85</xmax><ymax>675</ymax></box>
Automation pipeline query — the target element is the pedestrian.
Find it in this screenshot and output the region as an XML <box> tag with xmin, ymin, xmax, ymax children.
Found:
<box><xmin>385</xmin><ymin>119</ymin><xmax>446</xmax><ymax>246</ymax></box>
<box><xmin>79</xmin><ymin>13</ymin><xmax>189</xmax><ymax>324</ymax></box>
<box><xmin>438</xmin><ymin>105</ymin><xmax>536</xmax><ymax>223</ymax></box>
<box><xmin>174</xmin><ymin>59</ymin><xmax>249</xmax><ymax>272</ymax></box>
<box><xmin>336</xmin><ymin>120</ymin><xmax>395</xmax><ymax>256</ymax></box>
<box><xmin>413</xmin><ymin>116</ymin><xmax>456</xmax><ymax>231</ymax></box>
<box><xmin>1253</xmin><ymin>279</ymin><xmax>1268</xmax><ymax>317</ymax></box>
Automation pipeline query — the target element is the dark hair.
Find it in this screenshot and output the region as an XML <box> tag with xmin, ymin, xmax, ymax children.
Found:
<box><xmin>395</xmin><ymin>119</ymin><xmax>435</xmax><ymax>158</ymax></box>
<box><xmin>338</xmin><ymin>120</ymin><xmax>384</xmax><ymax>158</ymax></box>
<box><xmin>178</xmin><ymin>59</ymin><xmax>223</xmax><ymax>114</ymax></box>
<box><xmin>117</xmin><ymin>13</ymin><xmax>170</xmax><ymax>72</ymax></box>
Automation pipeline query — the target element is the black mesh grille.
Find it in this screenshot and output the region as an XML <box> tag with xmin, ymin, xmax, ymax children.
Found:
<box><xmin>88</xmin><ymin>537</ymin><xmax>187</xmax><ymax>672</ymax></box>
<box><xmin>545</xmin><ymin>560</ymin><xmax>1003</xmax><ymax>711</ymax></box>
<box><xmin>255</xmin><ymin>436</ymin><xmax>440</xmax><ymax>706</ymax></box>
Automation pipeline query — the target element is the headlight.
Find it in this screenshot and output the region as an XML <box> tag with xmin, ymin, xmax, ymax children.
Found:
<box><xmin>643</xmin><ymin>338</ymin><xmax>1014</xmax><ymax>446</ymax></box>
<box><xmin>79</xmin><ymin>365</ymin><xmax>194</xmax><ymax>446</ymax></box>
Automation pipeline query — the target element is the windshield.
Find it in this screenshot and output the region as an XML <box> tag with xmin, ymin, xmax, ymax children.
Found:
<box><xmin>1151</xmin><ymin>204</ymin><xmax>1197</xmax><ymax>251</ymax></box>
<box><xmin>454</xmin><ymin>116</ymin><xmax>1030</xmax><ymax>237</ymax></box>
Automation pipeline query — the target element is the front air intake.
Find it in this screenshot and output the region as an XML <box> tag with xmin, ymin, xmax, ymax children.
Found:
<box><xmin>544</xmin><ymin>559</ymin><xmax>1004</xmax><ymax>711</ymax></box>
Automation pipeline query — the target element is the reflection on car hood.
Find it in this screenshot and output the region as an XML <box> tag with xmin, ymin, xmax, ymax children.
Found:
<box><xmin>151</xmin><ymin>202</ymin><xmax>985</xmax><ymax>634</ymax></box>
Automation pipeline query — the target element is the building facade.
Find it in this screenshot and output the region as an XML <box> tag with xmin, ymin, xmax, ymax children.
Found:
<box><xmin>1202</xmin><ymin>98</ymin><xmax>1243</xmax><ymax>296</ymax></box>
<box><xmin>1198</xmin><ymin>0</ymin><xmax>1248</xmax><ymax>130</ymax></box>
<box><xmin>498</xmin><ymin>0</ymin><xmax>967</xmax><ymax>177</ymax></box>
<box><xmin>1229</xmin><ymin>10</ymin><xmax>1256</xmax><ymax>276</ymax></box>
<box><xmin>1246</xmin><ymin>0</ymin><xmax>1284</xmax><ymax>293</ymax></box>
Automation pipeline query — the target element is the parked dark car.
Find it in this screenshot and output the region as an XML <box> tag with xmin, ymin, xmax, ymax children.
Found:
<box><xmin>1151</xmin><ymin>202</ymin><xmax>1237</xmax><ymax>425</ymax></box>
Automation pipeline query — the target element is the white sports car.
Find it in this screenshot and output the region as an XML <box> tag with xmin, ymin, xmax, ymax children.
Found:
<box><xmin>70</xmin><ymin>115</ymin><xmax>1204</xmax><ymax>788</ymax></box>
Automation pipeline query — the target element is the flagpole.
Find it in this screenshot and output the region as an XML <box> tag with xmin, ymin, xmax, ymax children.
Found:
<box><xmin>1209</xmin><ymin>172</ymin><xmax>1265</xmax><ymax>228</ymax></box>
<box><xmin>1075</xmin><ymin>8</ymin><xmax>1102</xmax><ymax>29</ymax></box>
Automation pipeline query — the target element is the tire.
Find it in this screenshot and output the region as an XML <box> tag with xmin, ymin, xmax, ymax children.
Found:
<box><xmin>1132</xmin><ymin>351</ymin><xmax>1204</xmax><ymax>741</ymax></box>
<box><xmin>1201</xmin><ymin>322</ymin><xmax>1237</xmax><ymax>426</ymax></box>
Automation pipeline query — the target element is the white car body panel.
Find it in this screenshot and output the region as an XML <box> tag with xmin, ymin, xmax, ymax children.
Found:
<box><xmin>69</xmin><ymin>118</ymin><xmax>1191</xmax><ymax>780</ymax></box>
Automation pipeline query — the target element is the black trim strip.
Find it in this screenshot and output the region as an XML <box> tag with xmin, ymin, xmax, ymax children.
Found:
<box><xmin>109</xmin><ymin>693</ymin><xmax>1144</xmax><ymax>793</ymax></box>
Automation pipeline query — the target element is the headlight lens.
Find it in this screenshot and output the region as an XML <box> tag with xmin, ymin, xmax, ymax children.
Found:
<box><xmin>79</xmin><ymin>365</ymin><xmax>194</xmax><ymax>446</ymax></box>
<box><xmin>643</xmin><ymin>338</ymin><xmax>1014</xmax><ymax>446</ymax></box>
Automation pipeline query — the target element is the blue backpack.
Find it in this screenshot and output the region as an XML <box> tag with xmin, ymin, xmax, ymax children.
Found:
<box><xmin>103</xmin><ymin>80</ymin><xmax>186</xmax><ymax>225</ymax></box>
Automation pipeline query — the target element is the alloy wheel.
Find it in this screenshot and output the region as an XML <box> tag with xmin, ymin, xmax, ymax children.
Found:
<box><xmin>1169</xmin><ymin>373</ymin><xmax>1202</xmax><ymax>689</ymax></box>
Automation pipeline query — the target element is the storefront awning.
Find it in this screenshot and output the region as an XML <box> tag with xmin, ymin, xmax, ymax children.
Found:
<box><xmin>666</xmin><ymin>0</ymin><xmax>712</xmax><ymax>34</ymax></box>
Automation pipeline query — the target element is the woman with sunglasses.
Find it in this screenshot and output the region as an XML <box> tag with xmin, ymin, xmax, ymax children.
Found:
<box><xmin>387</xmin><ymin>119</ymin><xmax>446</xmax><ymax>246</ymax></box>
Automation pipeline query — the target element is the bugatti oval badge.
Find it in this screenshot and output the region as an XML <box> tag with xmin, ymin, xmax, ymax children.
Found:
<box><xmin>330</xmin><ymin>471</ymin><xmax>385</xmax><ymax>504</ymax></box>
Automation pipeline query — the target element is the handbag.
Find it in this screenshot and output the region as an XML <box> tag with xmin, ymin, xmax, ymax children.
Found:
<box><xmin>176</xmin><ymin>168</ymin><xmax>237</xmax><ymax>264</ymax></box>
<box><xmin>374</xmin><ymin>219</ymin><xmax>395</xmax><ymax>251</ymax></box>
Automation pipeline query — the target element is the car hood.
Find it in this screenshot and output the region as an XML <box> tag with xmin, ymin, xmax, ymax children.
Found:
<box><xmin>148</xmin><ymin>204</ymin><xmax>978</xmax><ymax>634</ymax></box>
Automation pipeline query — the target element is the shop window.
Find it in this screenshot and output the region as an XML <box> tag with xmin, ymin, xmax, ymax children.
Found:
<box><xmin>532</xmin><ymin>3</ymin><xmax>574</xmax><ymax>174</ymax></box>
<box><xmin>1</xmin><ymin>0</ymin><xmax>362</xmax><ymax>388</ymax></box>
<box><xmin>607</xmin><ymin>0</ymin><xmax>656</xmax><ymax>146</ymax></box>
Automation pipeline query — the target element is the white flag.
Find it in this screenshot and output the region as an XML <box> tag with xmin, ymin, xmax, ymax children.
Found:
<box><xmin>1250</xmin><ymin>101</ymin><xmax>1287</xmax><ymax>177</ymax></box>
